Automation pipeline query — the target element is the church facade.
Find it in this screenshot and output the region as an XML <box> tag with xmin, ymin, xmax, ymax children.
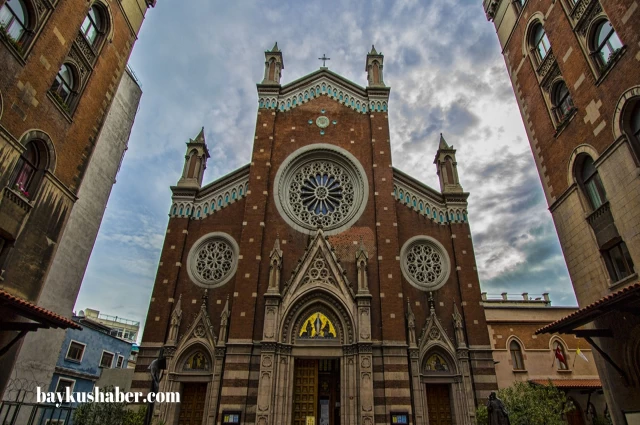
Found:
<box><xmin>133</xmin><ymin>45</ymin><xmax>498</xmax><ymax>425</ymax></box>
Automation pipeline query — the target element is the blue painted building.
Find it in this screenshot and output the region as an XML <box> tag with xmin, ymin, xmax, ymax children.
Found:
<box><xmin>48</xmin><ymin>314</ymin><xmax>133</xmax><ymax>401</ymax></box>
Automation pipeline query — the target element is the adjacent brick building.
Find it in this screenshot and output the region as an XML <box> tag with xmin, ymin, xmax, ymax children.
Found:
<box><xmin>134</xmin><ymin>45</ymin><xmax>498</xmax><ymax>425</ymax></box>
<box><xmin>482</xmin><ymin>0</ymin><xmax>640</xmax><ymax>423</ymax></box>
<box><xmin>0</xmin><ymin>0</ymin><xmax>153</xmax><ymax>399</ymax></box>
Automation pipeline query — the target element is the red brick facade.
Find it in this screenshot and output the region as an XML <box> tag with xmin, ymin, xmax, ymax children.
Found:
<box><xmin>136</xmin><ymin>48</ymin><xmax>497</xmax><ymax>425</ymax></box>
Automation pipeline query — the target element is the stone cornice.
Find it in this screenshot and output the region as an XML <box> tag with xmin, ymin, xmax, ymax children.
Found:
<box><xmin>257</xmin><ymin>68</ymin><xmax>389</xmax><ymax>114</ymax></box>
<box><xmin>392</xmin><ymin>168</ymin><xmax>468</xmax><ymax>224</ymax></box>
<box><xmin>170</xmin><ymin>164</ymin><xmax>250</xmax><ymax>219</ymax></box>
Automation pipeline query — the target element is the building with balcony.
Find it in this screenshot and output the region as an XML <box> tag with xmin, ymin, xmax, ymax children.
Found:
<box><xmin>482</xmin><ymin>0</ymin><xmax>639</xmax><ymax>421</ymax></box>
<box><xmin>0</xmin><ymin>0</ymin><xmax>154</xmax><ymax>400</ymax></box>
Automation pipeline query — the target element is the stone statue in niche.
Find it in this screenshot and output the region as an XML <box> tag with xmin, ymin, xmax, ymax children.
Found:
<box><xmin>486</xmin><ymin>392</ymin><xmax>510</xmax><ymax>425</ymax></box>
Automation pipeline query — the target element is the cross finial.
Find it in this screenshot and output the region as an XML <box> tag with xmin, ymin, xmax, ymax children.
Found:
<box><xmin>318</xmin><ymin>54</ymin><xmax>330</xmax><ymax>68</ymax></box>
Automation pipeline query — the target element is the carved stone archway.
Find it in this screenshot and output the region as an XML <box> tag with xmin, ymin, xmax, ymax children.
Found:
<box><xmin>255</xmin><ymin>232</ymin><xmax>374</xmax><ymax>425</ymax></box>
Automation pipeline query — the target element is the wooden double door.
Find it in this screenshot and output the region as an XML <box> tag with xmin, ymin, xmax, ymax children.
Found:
<box><xmin>426</xmin><ymin>384</ymin><xmax>453</xmax><ymax>425</ymax></box>
<box><xmin>178</xmin><ymin>382</ymin><xmax>207</xmax><ymax>425</ymax></box>
<box><xmin>292</xmin><ymin>359</ymin><xmax>340</xmax><ymax>425</ymax></box>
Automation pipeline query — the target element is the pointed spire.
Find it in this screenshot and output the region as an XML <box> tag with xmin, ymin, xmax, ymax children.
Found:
<box><xmin>453</xmin><ymin>303</ymin><xmax>462</xmax><ymax>328</ymax></box>
<box><xmin>356</xmin><ymin>236</ymin><xmax>368</xmax><ymax>259</ymax></box>
<box><xmin>434</xmin><ymin>133</ymin><xmax>464</xmax><ymax>194</ymax></box>
<box><xmin>428</xmin><ymin>292</ymin><xmax>436</xmax><ymax>315</ymax></box>
<box><xmin>452</xmin><ymin>303</ymin><xmax>467</xmax><ymax>348</ymax></box>
<box><xmin>271</xmin><ymin>235</ymin><xmax>282</xmax><ymax>257</ymax></box>
<box><xmin>261</xmin><ymin>42</ymin><xmax>284</xmax><ymax>85</ymax></box>
<box><xmin>166</xmin><ymin>294</ymin><xmax>183</xmax><ymax>346</ymax></box>
<box><xmin>174</xmin><ymin>294</ymin><xmax>182</xmax><ymax>314</ymax></box>
<box><xmin>366</xmin><ymin>44</ymin><xmax>385</xmax><ymax>87</ymax></box>
<box><xmin>201</xmin><ymin>289</ymin><xmax>208</xmax><ymax>308</ymax></box>
<box><xmin>192</xmin><ymin>127</ymin><xmax>205</xmax><ymax>144</ymax></box>
<box><xmin>177</xmin><ymin>127</ymin><xmax>209</xmax><ymax>189</ymax></box>
<box><xmin>406</xmin><ymin>297</ymin><xmax>415</xmax><ymax>323</ymax></box>
<box><xmin>439</xmin><ymin>133</ymin><xmax>450</xmax><ymax>149</ymax></box>
<box><xmin>221</xmin><ymin>295</ymin><xmax>230</xmax><ymax>318</ymax></box>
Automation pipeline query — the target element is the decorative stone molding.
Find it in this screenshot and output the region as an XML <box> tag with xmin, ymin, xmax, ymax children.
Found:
<box><xmin>541</xmin><ymin>65</ymin><xmax>562</xmax><ymax>93</ymax></box>
<box><xmin>572</xmin><ymin>0</ymin><xmax>602</xmax><ymax>34</ymax></box>
<box><xmin>274</xmin><ymin>144</ymin><xmax>368</xmax><ymax>235</ymax></box>
<box><xmin>74</xmin><ymin>33</ymin><xmax>97</xmax><ymax>65</ymax></box>
<box><xmin>485</xmin><ymin>0</ymin><xmax>501</xmax><ymax>20</ymax></box>
<box><xmin>258</xmin><ymin>74</ymin><xmax>388</xmax><ymax>113</ymax></box>
<box><xmin>170</xmin><ymin>164</ymin><xmax>249</xmax><ymax>219</ymax></box>
<box><xmin>537</xmin><ymin>51</ymin><xmax>556</xmax><ymax>79</ymax></box>
<box><xmin>612</xmin><ymin>86</ymin><xmax>640</xmax><ymax>140</ymax></box>
<box><xmin>186</xmin><ymin>232</ymin><xmax>239</xmax><ymax>289</ymax></box>
<box><xmin>393</xmin><ymin>168</ymin><xmax>468</xmax><ymax>224</ymax></box>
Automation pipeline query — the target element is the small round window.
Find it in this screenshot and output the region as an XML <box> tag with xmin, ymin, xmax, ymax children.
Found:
<box><xmin>187</xmin><ymin>232</ymin><xmax>239</xmax><ymax>288</ymax></box>
<box><xmin>400</xmin><ymin>236</ymin><xmax>451</xmax><ymax>291</ymax></box>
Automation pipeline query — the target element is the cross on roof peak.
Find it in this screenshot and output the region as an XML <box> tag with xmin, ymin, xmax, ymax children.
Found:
<box><xmin>318</xmin><ymin>54</ymin><xmax>330</xmax><ymax>67</ymax></box>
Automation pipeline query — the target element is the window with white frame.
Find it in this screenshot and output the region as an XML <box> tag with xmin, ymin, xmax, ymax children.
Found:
<box><xmin>55</xmin><ymin>378</ymin><xmax>75</xmax><ymax>395</ymax></box>
<box><xmin>116</xmin><ymin>355</ymin><xmax>124</xmax><ymax>368</ymax></box>
<box><xmin>65</xmin><ymin>341</ymin><xmax>85</xmax><ymax>362</ymax></box>
<box><xmin>99</xmin><ymin>351</ymin><xmax>114</xmax><ymax>368</ymax></box>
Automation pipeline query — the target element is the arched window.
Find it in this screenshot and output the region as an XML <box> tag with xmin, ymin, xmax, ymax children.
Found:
<box><xmin>554</xmin><ymin>341</ymin><xmax>569</xmax><ymax>370</ymax></box>
<box><xmin>11</xmin><ymin>141</ymin><xmax>47</xmax><ymax>198</ymax></box>
<box><xmin>51</xmin><ymin>63</ymin><xmax>75</xmax><ymax>107</ymax></box>
<box><xmin>577</xmin><ymin>155</ymin><xmax>606</xmax><ymax>210</ymax></box>
<box><xmin>510</xmin><ymin>340</ymin><xmax>525</xmax><ymax>370</ymax></box>
<box><xmin>592</xmin><ymin>20</ymin><xmax>622</xmax><ymax>67</ymax></box>
<box><xmin>531</xmin><ymin>23</ymin><xmax>551</xmax><ymax>62</ymax></box>
<box><xmin>552</xmin><ymin>81</ymin><xmax>574</xmax><ymax>122</ymax></box>
<box><xmin>80</xmin><ymin>5</ymin><xmax>103</xmax><ymax>47</ymax></box>
<box><xmin>0</xmin><ymin>0</ymin><xmax>28</xmax><ymax>42</ymax></box>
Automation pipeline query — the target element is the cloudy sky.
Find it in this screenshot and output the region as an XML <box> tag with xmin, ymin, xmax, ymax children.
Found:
<box><xmin>74</xmin><ymin>0</ymin><xmax>577</xmax><ymax>339</ymax></box>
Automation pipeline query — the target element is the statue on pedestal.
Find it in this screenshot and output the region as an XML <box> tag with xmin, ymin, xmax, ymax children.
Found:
<box><xmin>486</xmin><ymin>392</ymin><xmax>510</xmax><ymax>425</ymax></box>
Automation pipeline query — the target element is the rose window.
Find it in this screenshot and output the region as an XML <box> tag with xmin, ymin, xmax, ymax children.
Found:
<box><xmin>406</xmin><ymin>244</ymin><xmax>443</xmax><ymax>284</ymax></box>
<box><xmin>187</xmin><ymin>232</ymin><xmax>239</xmax><ymax>288</ymax></box>
<box><xmin>275</xmin><ymin>145</ymin><xmax>368</xmax><ymax>235</ymax></box>
<box><xmin>195</xmin><ymin>240</ymin><xmax>234</xmax><ymax>282</ymax></box>
<box><xmin>400</xmin><ymin>236</ymin><xmax>451</xmax><ymax>291</ymax></box>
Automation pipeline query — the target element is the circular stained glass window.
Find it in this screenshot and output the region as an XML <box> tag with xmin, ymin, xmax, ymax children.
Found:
<box><xmin>274</xmin><ymin>144</ymin><xmax>368</xmax><ymax>235</ymax></box>
<box><xmin>187</xmin><ymin>232</ymin><xmax>239</xmax><ymax>288</ymax></box>
<box><xmin>400</xmin><ymin>236</ymin><xmax>451</xmax><ymax>291</ymax></box>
